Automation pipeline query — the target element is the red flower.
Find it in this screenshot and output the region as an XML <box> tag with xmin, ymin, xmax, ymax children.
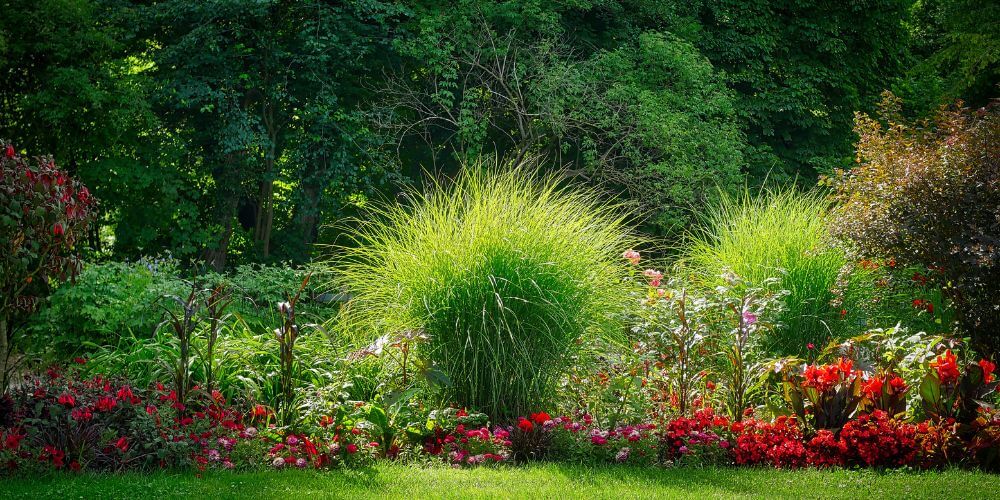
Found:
<box><xmin>94</xmin><ymin>396</ymin><xmax>117</xmax><ymax>412</ymax></box>
<box><xmin>456</xmin><ymin>408</ymin><xmax>468</xmax><ymax>418</ymax></box>
<box><xmin>318</xmin><ymin>415</ymin><xmax>334</xmax><ymax>427</ymax></box>
<box><xmin>517</xmin><ymin>417</ymin><xmax>534</xmax><ymax>432</ymax></box>
<box><xmin>116</xmin><ymin>385</ymin><xmax>134</xmax><ymax>402</ymax></box>
<box><xmin>252</xmin><ymin>404</ymin><xmax>268</xmax><ymax>418</ymax></box>
<box><xmin>71</xmin><ymin>407</ymin><xmax>93</xmax><ymax>422</ymax></box>
<box><xmin>930</xmin><ymin>350</ymin><xmax>960</xmax><ymax>385</ymax></box>
<box><xmin>52</xmin><ymin>223</ymin><xmax>64</xmax><ymax>236</ymax></box>
<box><xmin>531</xmin><ymin>412</ymin><xmax>552</xmax><ymax>425</ymax></box>
<box><xmin>73</xmin><ymin>357</ymin><xmax>87</xmax><ymax>364</ymax></box>
<box><xmin>862</xmin><ymin>377</ymin><xmax>883</xmax><ymax>399</ymax></box>
<box><xmin>979</xmin><ymin>359</ymin><xmax>996</xmax><ymax>383</ymax></box>
<box><xmin>807</xmin><ymin>343</ymin><xmax>815</xmax><ymax>350</ymax></box>
<box><xmin>114</xmin><ymin>436</ymin><xmax>129</xmax><ymax>453</ymax></box>
<box><xmin>303</xmin><ymin>439</ymin><xmax>318</xmax><ymax>456</ymax></box>
<box><xmin>58</xmin><ymin>393</ymin><xmax>76</xmax><ymax>407</ymax></box>
<box><xmin>888</xmin><ymin>376</ymin><xmax>907</xmax><ymax>392</ymax></box>
<box><xmin>346</xmin><ymin>444</ymin><xmax>358</xmax><ymax>454</ymax></box>
<box><xmin>3</xmin><ymin>429</ymin><xmax>25</xmax><ymax>450</ymax></box>
<box><xmin>4</xmin><ymin>144</ymin><xmax>14</xmax><ymax>158</ymax></box>
<box><xmin>836</xmin><ymin>357</ymin><xmax>854</xmax><ymax>375</ymax></box>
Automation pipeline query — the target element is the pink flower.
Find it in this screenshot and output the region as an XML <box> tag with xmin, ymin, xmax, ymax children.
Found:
<box><xmin>622</xmin><ymin>250</ymin><xmax>641</xmax><ymax>265</ymax></box>
<box><xmin>642</xmin><ymin>269</ymin><xmax>663</xmax><ymax>287</ymax></box>
<box><xmin>742</xmin><ymin>310</ymin><xmax>757</xmax><ymax>325</ymax></box>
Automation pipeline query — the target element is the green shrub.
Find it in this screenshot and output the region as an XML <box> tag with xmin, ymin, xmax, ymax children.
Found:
<box><xmin>29</xmin><ymin>259</ymin><xmax>339</xmax><ymax>357</ymax></box>
<box><xmin>682</xmin><ymin>188</ymin><xmax>847</xmax><ymax>355</ymax></box>
<box><xmin>29</xmin><ymin>257</ymin><xmax>189</xmax><ymax>354</ymax></box>
<box><xmin>334</xmin><ymin>161</ymin><xmax>637</xmax><ymax>418</ymax></box>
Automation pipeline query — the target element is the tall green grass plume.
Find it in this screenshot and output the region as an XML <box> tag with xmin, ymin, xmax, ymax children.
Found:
<box><xmin>333</xmin><ymin>159</ymin><xmax>637</xmax><ymax>419</ymax></box>
<box><xmin>682</xmin><ymin>188</ymin><xmax>847</xmax><ymax>355</ymax></box>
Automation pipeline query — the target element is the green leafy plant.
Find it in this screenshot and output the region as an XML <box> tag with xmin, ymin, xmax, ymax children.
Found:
<box><xmin>714</xmin><ymin>272</ymin><xmax>787</xmax><ymax>421</ymax></box>
<box><xmin>335</xmin><ymin>161</ymin><xmax>636</xmax><ymax>418</ymax></box>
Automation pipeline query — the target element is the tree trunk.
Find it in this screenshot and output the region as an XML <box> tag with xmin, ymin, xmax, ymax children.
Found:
<box><xmin>253</xmin><ymin>177</ymin><xmax>274</xmax><ymax>257</ymax></box>
<box><xmin>203</xmin><ymin>155</ymin><xmax>242</xmax><ymax>272</ymax></box>
<box><xmin>294</xmin><ymin>183</ymin><xmax>321</xmax><ymax>248</ymax></box>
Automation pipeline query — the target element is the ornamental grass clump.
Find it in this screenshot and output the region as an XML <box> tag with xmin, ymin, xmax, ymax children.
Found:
<box><xmin>334</xmin><ymin>161</ymin><xmax>636</xmax><ymax>418</ymax></box>
<box><xmin>682</xmin><ymin>188</ymin><xmax>846</xmax><ymax>355</ymax></box>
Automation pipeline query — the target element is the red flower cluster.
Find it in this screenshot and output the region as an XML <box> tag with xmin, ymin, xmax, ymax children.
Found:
<box><xmin>806</xmin><ymin>430</ymin><xmax>847</xmax><ymax>467</ymax></box>
<box><xmin>911</xmin><ymin>298</ymin><xmax>934</xmax><ymax>313</ymax></box>
<box><xmin>979</xmin><ymin>359</ymin><xmax>996</xmax><ymax>383</ymax></box>
<box><xmin>802</xmin><ymin>358</ymin><xmax>856</xmax><ymax>392</ymax></box>
<box><xmin>732</xmin><ymin>416</ymin><xmax>806</xmax><ymax>468</ymax></box>
<box><xmin>931</xmin><ymin>350</ymin><xmax>960</xmax><ymax>385</ymax></box>
<box><xmin>839</xmin><ymin>411</ymin><xmax>917</xmax><ymax>467</ymax></box>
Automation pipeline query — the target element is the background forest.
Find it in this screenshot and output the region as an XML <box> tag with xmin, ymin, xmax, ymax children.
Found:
<box><xmin>2</xmin><ymin>0</ymin><xmax>995</xmax><ymax>268</ymax></box>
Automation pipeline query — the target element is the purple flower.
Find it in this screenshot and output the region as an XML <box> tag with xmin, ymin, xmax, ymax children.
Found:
<box><xmin>295</xmin><ymin>458</ymin><xmax>308</xmax><ymax>468</ymax></box>
<box><xmin>742</xmin><ymin>310</ymin><xmax>758</xmax><ymax>325</ymax></box>
<box><xmin>615</xmin><ymin>447</ymin><xmax>631</xmax><ymax>462</ymax></box>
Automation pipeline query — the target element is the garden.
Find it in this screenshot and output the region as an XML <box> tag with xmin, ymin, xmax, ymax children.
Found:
<box><xmin>1</xmin><ymin>1</ymin><xmax>999</xmax><ymax>498</ymax></box>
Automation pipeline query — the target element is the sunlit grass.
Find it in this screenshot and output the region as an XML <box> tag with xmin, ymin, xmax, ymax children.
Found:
<box><xmin>332</xmin><ymin>159</ymin><xmax>638</xmax><ymax>418</ymax></box>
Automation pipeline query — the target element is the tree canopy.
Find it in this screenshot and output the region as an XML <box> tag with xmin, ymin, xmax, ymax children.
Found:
<box><xmin>1</xmin><ymin>0</ymin><xmax>995</xmax><ymax>266</ymax></box>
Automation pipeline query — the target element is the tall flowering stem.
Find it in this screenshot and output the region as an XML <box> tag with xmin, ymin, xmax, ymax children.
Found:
<box><xmin>276</xmin><ymin>273</ymin><xmax>311</xmax><ymax>426</ymax></box>
<box><xmin>717</xmin><ymin>272</ymin><xmax>785</xmax><ymax>421</ymax></box>
<box><xmin>159</xmin><ymin>282</ymin><xmax>203</xmax><ymax>408</ymax></box>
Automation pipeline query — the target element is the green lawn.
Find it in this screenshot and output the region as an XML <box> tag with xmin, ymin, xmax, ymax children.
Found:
<box><xmin>1</xmin><ymin>464</ymin><xmax>995</xmax><ymax>499</ymax></box>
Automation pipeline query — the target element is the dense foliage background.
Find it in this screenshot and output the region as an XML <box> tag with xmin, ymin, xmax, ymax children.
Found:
<box><xmin>2</xmin><ymin>0</ymin><xmax>994</xmax><ymax>264</ymax></box>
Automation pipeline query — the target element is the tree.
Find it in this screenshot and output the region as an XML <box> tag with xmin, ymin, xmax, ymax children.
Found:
<box><xmin>0</xmin><ymin>142</ymin><xmax>96</xmax><ymax>394</ymax></box>
<box><xmin>145</xmin><ymin>0</ymin><xmax>403</xmax><ymax>269</ymax></box>
<box><xmin>377</xmin><ymin>10</ymin><xmax>745</xmax><ymax>236</ymax></box>
<box><xmin>688</xmin><ymin>0</ymin><xmax>911</xmax><ymax>181</ymax></box>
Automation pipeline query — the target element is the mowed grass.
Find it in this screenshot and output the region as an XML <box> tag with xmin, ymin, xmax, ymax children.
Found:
<box><xmin>1</xmin><ymin>463</ymin><xmax>995</xmax><ymax>499</ymax></box>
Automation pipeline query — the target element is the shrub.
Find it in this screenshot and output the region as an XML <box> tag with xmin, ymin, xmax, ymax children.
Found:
<box><xmin>29</xmin><ymin>260</ymin><xmax>338</xmax><ymax>356</ymax></box>
<box><xmin>832</xmin><ymin>95</ymin><xmax>1000</xmax><ymax>352</ymax></box>
<box><xmin>335</xmin><ymin>161</ymin><xmax>636</xmax><ymax>418</ymax></box>
<box><xmin>1</xmin><ymin>142</ymin><xmax>96</xmax><ymax>394</ymax></box>
<box><xmin>682</xmin><ymin>188</ymin><xmax>848</xmax><ymax>355</ymax></box>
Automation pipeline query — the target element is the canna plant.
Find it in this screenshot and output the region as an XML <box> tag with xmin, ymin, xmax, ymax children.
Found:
<box><xmin>779</xmin><ymin>357</ymin><xmax>863</xmax><ymax>431</ymax></box>
<box><xmin>158</xmin><ymin>281</ymin><xmax>202</xmax><ymax>407</ymax></box>
<box><xmin>274</xmin><ymin>273</ymin><xmax>311</xmax><ymax>426</ymax></box>
<box><xmin>920</xmin><ymin>349</ymin><xmax>997</xmax><ymax>425</ymax></box>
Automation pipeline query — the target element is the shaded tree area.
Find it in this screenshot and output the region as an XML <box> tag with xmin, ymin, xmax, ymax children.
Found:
<box><xmin>1</xmin><ymin>0</ymin><xmax>995</xmax><ymax>266</ymax></box>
